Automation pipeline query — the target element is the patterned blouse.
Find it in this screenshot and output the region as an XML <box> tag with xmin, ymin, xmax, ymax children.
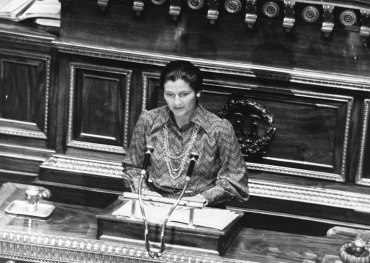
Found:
<box><xmin>122</xmin><ymin>103</ymin><xmax>249</xmax><ymax>205</ymax></box>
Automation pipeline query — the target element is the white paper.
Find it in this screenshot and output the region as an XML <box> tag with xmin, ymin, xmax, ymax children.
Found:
<box><xmin>113</xmin><ymin>200</ymin><xmax>239</xmax><ymax>230</ymax></box>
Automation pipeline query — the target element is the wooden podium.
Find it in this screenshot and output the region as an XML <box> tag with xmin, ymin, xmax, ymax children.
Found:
<box><xmin>96</xmin><ymin>194</ymin><xmax>244</xmax><ymax>256</ymax></box>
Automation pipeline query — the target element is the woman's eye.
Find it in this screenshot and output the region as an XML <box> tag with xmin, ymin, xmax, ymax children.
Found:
<box><xmin>165</xmin><ymin>93</ymin><xmax>174</xmax><ymax>98</ymax></box>
<box><xmin>180</xmin><ymin>93</ymin><xmax>189</xmax><ymax>97</ymax></box>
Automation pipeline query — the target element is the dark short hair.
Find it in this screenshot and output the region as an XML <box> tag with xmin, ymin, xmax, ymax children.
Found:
<box><xmin>160</xmin><ymin>60</ymin><xmax>203</xmax><ymax>93</ymax></box>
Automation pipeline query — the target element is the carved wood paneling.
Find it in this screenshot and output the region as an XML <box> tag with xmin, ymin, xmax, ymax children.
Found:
<box><xmin>0</xmin><ymin>49</ymin><xmax>51</xmax><ymax>140</ymax></box>
<box><xmin>67</xmin><ymin>63</ymin><xmax>132</xmax><ymax>154</ymax></box>
<box><xmin>356</xmin><ymin>99</ymin><xmax>370</xmax><ymax>186</ymax></box>
<box><xmin>143</xmin><ymin>75</ymin><xmax>351</xmax><ymax>182</ymax></box>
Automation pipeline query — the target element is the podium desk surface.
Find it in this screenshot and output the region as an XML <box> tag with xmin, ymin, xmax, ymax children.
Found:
<box><xmin>0</xmin><ymin>182</ymin><xmax>358</xmax><ymax>263</ymax></box>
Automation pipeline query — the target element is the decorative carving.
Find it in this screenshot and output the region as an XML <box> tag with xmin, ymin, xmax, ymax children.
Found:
<box><xmin>40</xmin><ymin>155</ymin><xmax>124</xmax><ymax>178</ymax></box>
<box><xmin>224</xmin><ymin>0</ymin><xmax>242</xmax><ymax>13</ymax></box>
<box><xmin>0</xmin><ymin>229</ymin><xmax>241</xmax><ymax>263</ymax></box>
<box><xmin>55</xmin><ymin>43</ymin><xmax>370</xmax><ymax>90</ymax></box>
<box><xmin>282</xmin><ymin>1</ymin><xmax>295</xmax><ymax>32</ymax></box>
<box><xmin>187</xmin><ymin>0</ymin><xmax>204</xmax><ymax>10</ymax></box>
<box><xmin>169</xmin><ymin>0</ymin><xmax>181</xmax><ymax>20</ymax></box>
<box><xmin>207</xmin><ymin>0</ymin><xmax>219</xmax><ymax>24</ymax></box>
<box><xmin>152</xmin><ymin>0</ymin><xmax>166</xmax><ymax>4</ymax></box>
<box><xmin>67</xmin><ymin>63</ymin><xmax>131</xmax><ymax>151</ymax></box>
<box><xmin>360</xmin><ymin>10</ymin><xmax>370</xmax><ymax>38</ymax></box>
<box><xmin>249</xmin><ymin>178</ymin><xmax>370</xmax><ymax>210</ymax></box>
<box><xmin>322</xmin><ymin>5</ymin><xmax>335</xmax><ymax>37</ymax></box>
<box><xmin>0</xmin><ymin>128</ymin><xmax>46</xmax><ymax>139</ymax></box>
<box><xmin>356</xmin><ymin>99</ymin><xmax>370</xmax><ymax>186</ymax></box>
<box><xmin>133</xmin><ymin>0</ymin><xmax>144</xmax><ymax>16</ymax></box>
<box><xmin>262</xmin><ymin>1</ymin><xmax>280</xmax><ymax>18</ymax></box>
<box><xmin>339</xmin><ymin>10</ymin><xmax>357</xmax><ymax>26</ymax></box>
<box><xmin>219</xmin><ymin>99</ymin><xmax>276</xmax><ymax>156</ymax></box>
<box><xmin>97</xmin><ymin>0</ymin><xmax>109</xmax><ymax>11</ymax></box>
<box><xmin>302</xmin><ymin>6</ymin><xmax>319</xmax><ymax>23</ymax></box>
<box><xmin>244</xmin><ymin>0</ymin><xmax>257</xmax><ymax>28</ymax></box>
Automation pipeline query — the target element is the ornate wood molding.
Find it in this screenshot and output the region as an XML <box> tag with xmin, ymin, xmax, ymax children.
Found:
<box><xmin>67</xmin><ymin>62</ymin><xmax>132</xmax><ymax>152</ymax></box>
<box><xmin>40</xmin><ymin>154</ymin><xmax>124</xmax><ymax>178</ymax></box>
<box><xmin>142</xmin><ymin>72</ymin><xmax>160</xmax><ymax>111</ymax></box>
<box><xmin>0</xmin><ymin>230</ymin><xmax>246</xmax><ymax>263</ymax></box>
<box><xmin>250</xmin><ymin>179</ymin><xmax>370</xmax><ymax>210</ymax></box>
<box><xmin>356</xmin><ymin>99</ymin><xmax>370</xmax><ymax>186</ymax></box>
<box><xmin>55</xmin><ymin>42</ymin><xmax>370</xmax><ymax>92</ymax></box>
<box><xmin>0</xmin><ymin>49</ymin><xmax>51</xmax><ymax>140</ymax></box>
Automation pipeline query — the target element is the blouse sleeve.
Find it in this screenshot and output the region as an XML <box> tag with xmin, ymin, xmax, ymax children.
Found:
<box><xmin>122</xmin><ymin>111</ymin><xmax>150</xmax><ymax>193</ymax></box>
<box><xmin>201</xmin><ymin>119</ymin><xmax>249</xmax><ymax>204</ymax></box>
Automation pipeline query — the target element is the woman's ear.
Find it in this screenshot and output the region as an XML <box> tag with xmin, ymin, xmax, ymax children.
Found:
<box><xmin>197</xmin><ymin>92</ymin><xmax>201</xmax><ymax>98</ymax></box>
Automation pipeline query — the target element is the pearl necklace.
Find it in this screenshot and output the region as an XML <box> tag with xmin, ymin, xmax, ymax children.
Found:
<box><xmin>163</xmin><ymin>124</ymin><xmax>199</xmax><ymax>179</ymax></box>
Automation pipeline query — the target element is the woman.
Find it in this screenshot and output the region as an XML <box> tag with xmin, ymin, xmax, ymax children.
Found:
<box><xmin>122</xmin><ymin>60</ymin><xmax>249</xmax><ymax>205</ymax></box>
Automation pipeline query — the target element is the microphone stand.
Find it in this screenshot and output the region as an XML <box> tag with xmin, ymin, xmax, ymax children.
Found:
<box><xmin>138</xmin><ymin>152</ymin><xmax>199</xmax><ymax>259</ymax></box>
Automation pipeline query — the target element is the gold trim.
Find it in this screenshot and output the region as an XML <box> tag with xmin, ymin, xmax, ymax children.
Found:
<box><xmin>67</xmin><ymin>63</ymin><xmax>132</xmax><ymax>152</ymax></box>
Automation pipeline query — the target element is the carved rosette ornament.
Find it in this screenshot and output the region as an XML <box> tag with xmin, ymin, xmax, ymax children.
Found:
<box><xmin>262</xmin><ymin>1</ymin><xmax>280</xmax><ymax>18</ymax></box>
<box><xmin>360</xmin><ymin>10</ymin><xmax>370</xmax><ymax>38</ymax></box>
<box><xmin>151</xmin><ymin>0</ymin><xmax>166</xmax><ymax>5</ymax></box>
<box><xmin>302</xmin><ymin>6</ymin><xmax>319</xmax><ymax>23</ymax></box>
<box><xmin>219</xmin><ymin>99</ymin><xmax>276</xmax><ymax>156</ymax></box>
<box><xmin>224</xmin><ymin>0</ymin><xmax>242</xmax><ymax>13</ymax></box>
<box><xmin>339</xmin><ymin>10</ymin><xmax>357</xmax><ymax>26</ymax></box>
<box><xmin>187</xmin><ymin>0</ymin><xmax>204</xmax><ymax>10</ymax></box>
<box><xmin>245</xmin><ymin>0</ymin><xmax>257</xmax><ymax>28</ymax></box>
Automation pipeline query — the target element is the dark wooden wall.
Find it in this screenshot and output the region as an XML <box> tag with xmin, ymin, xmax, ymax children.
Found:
<box><xmin>1</xmin><ymin>0</ymin><xmax>370</xmax><ymax>235</ymax></box>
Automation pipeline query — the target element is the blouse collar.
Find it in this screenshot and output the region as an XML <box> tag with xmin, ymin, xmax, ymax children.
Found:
<box><xmin>151</xmin><ymin>103</ymin><xmax>213</xmax><ymax>135</ymax></box>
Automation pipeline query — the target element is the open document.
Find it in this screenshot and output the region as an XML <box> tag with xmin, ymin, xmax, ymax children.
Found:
<box><xmin>0</xmin><ymin>0</ymin><xmax>60</xmax><ymax>25</ymax></box>
<box><xmin>112</xmin><ymin>200</ymin><xmax>240</xmax><ymax>230</ymax></box>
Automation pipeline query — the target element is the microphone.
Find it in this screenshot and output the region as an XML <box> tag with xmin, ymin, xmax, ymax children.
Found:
<box><xmin>185</xmin><ymin>152</ymin><xmax>199</xmax><ymax>182</ymax></box>
<box><xmin>142</xmin><ymin>146</ymin><xmax>154</xmax><ymax>171</ymax></box>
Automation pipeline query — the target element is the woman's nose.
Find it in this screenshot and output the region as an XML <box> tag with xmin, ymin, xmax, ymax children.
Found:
<box><xmin>174</xmin><ymin>96</ymin><xmax>182</xmax><ymax>105</ymax></box>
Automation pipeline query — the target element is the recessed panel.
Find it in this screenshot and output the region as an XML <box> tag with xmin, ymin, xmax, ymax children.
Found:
<box><xmin>0</xmin><ymin>49</ymin><xmax>50</xmax><ymax>139</ymax></box>
<box><xmin>68</xmin><ymin>63</ymin><xmax>131</xmax><ymax>154</ymax></box>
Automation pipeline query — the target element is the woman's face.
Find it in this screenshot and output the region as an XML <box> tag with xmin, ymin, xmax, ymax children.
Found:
<box><xmin>164</xmin><ymin>79</ymin><xmax>197</xmax><ymax>121</ymax></box>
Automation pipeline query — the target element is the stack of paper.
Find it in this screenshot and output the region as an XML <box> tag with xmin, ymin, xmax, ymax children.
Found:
<box><xmin>0</xmin><ymin>0</ymin><xmax>34</xmax><ymax>20</ymax></box>
<box><xmin>113</xmin><ymin>200</ymin><xmax>240</xmax><ymax>230</ymax></box>
<box><xmin>0</xmin><ymin>0</ymin><xmax>60</xmax><ymax>27</ymax></box>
